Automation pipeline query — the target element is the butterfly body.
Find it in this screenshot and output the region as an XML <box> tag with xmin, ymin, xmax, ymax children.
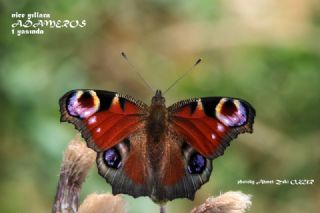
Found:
<box><xmin>59</xmin><ymin>89</ymin><xmax>255</xmax><ymax>203</ymax></box>
<box><xmin>146</xmin><ymin>90</ymin><xmax>168</xmax><ymax>142</ymax></box>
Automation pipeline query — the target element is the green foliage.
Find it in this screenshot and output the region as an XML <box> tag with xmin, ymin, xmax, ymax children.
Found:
<box><xmin>1</xmin><ymin>1</ymin><xmax>319</xmax><ymax>212</ymax></box>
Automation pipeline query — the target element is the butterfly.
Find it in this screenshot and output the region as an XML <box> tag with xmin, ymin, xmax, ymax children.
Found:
<box><xmin>59</xmin><ymin>89</ymin><xmax>255</xmax><ymax>203</ymax></box>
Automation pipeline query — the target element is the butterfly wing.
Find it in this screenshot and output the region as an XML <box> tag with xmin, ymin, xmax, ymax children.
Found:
<box><xmin>156</xmin><ymin>128</ymin><xmax>213</xmax><ymax>201</ymax></box>
<box><xmin>60</xmin><ymin>89</ymin><xmax>154</xmax><ymax>197</ymax></box>
<box><xmin>168</xmin><ymin>97</ymin><xmax>255</xmax><ymax>159</ymax></box>
<box><xmin>155</xmin><ymin>97</ymin><xmax>255</xmax><ymax>201</ymax></box>
<box><xmin>59</xmin><ymin>89</ymin><xmax>148</xmax><ymax>151</ymax></box>
<box><xmin>96</xmin><ymin>129</ymin><xmax>152</xmax><ymax>198</ymax></box>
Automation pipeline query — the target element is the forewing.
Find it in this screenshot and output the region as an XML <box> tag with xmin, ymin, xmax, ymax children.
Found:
<box><xmin>168</xmin><ymin>97</ymin><xmax>255</xmax><ymax>159</ymax></box>
<box><xmin>59</xmin><ymin>89</ymin><xmax>148</xmax><ymax>151</ymax></box>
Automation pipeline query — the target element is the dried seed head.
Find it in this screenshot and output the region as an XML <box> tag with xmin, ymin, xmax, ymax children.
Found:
<box><xmin>79</xmin><ymin>193</ymin><xmax>127</xmax><ymax>213</ymax></box>
<box><xmin>62</xmin><ymin>135</ymin><xmax>96</xmax><ymax>185</ymax></box>
<box><xmin>190</xmin><ymin>191</ymin><xmax>252</xmax><ymax>213</ymax></box>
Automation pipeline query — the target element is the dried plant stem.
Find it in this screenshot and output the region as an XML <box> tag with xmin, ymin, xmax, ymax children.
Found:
<box><xmin>160</xmin><ymin>205</ymin><xmax>166</xmax><ymax>213</ymax></box>
<box><xmin>52</xmin><ymin>136</ymin><xmax>96</xmax><ymax>213</ymax></box>
<box><xmin>52</xmin><ymin>171</ymin><xmax>80</xmax><ymax>213</ymax></box>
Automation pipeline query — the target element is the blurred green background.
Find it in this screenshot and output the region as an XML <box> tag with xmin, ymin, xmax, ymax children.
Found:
<box><xmin>1</xmin><ymin>0</ymin><xmax>319</xmax><ymax>212</ymax></box>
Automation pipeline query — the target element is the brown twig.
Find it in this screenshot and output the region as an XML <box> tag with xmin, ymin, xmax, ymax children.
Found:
<box><xmin>52</xmin><ymin>136</ymin><xmax>96</xmax><ymax>213</ymax></box>
<box><xmin>160</xmin><ymin>205</ymin><xmax>166</xmax><ymax>213</ymax></box>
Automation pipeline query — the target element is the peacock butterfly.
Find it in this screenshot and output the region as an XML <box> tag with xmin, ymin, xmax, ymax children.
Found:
<box><xmin>59</xmin><ymin>88</ymin><xmax>255</xmax><ymax>203</ymax></box>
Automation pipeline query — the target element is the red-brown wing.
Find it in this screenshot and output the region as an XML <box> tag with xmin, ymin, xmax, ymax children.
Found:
<box><xmin>59</xmin><ymin>89</ymin><xmax>148</xmax><ymax>151</ymax></box>
<box><xmin>168</xmin><ymin>97</ymin><xmax>255</xmax><ymax>159</ymax></box>
<box><xmin>96</xmin><ymin>129</ymin><xmax>151</xmax><ymax>198</ymax></box>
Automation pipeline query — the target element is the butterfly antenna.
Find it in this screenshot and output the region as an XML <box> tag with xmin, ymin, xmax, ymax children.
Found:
<box><xmin>121</xmin><ymin>52</ymin><xmax>155</xmax><ymax>93</ymax></box>
<box><xmin>163</xmin><ymin>58</ymin><xmax>202</xmax><ymax>94</ymax></box>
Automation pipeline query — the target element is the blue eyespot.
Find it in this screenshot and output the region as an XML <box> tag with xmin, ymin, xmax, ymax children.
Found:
<box><xmin>103</xmin><ymin>148</ymin><xmax>122</xmax><ymax>169</ymax></box>
<box><xmin>187</xmin><ymin>152</ymin><xmax>206</xmax><ymax>174</ymax></box>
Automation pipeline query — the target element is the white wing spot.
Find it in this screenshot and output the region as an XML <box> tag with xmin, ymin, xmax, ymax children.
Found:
<box><xmin>211</xmin><ymin>133</ymin><xmax>216</xmax><ymax>140</ymax></box>
<box><xmin>88</xmin><ymin>116</ymin><xmax>97</xmax><ymax>125</ymax></box>
<box><xmin>217</xmin><ymin>123</ymin><xmax>225</xmax><ymax>132</ymax></box>
<box><xmin>83</xmin><ymin>110</ymin><xmax>91</xmax><ymax>117</ymax></box>
<box><xmin>96</xmin><ymin>127</ymin><xmax>101</xmax><ymax>133</ymax></box>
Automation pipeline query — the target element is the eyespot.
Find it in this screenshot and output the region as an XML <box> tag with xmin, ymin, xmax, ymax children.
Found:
<box><xmin>215</xmin><ymin>98</ymin><xmax>247</xmax><ymax>127</ymax></box>
<box><xmin>103</xmin><ymin>148</ymin><xmax>122</xmax><ymax>169</ymax></box>
<box><xmin>187</xmin><ymin>152</ymin><xmax>206</xmax><ymax>174</ymax></box>
<box><xmin>67</xmin><ymin>90</ymin><xmax>100</xmax><ymax>119</ymax></box>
